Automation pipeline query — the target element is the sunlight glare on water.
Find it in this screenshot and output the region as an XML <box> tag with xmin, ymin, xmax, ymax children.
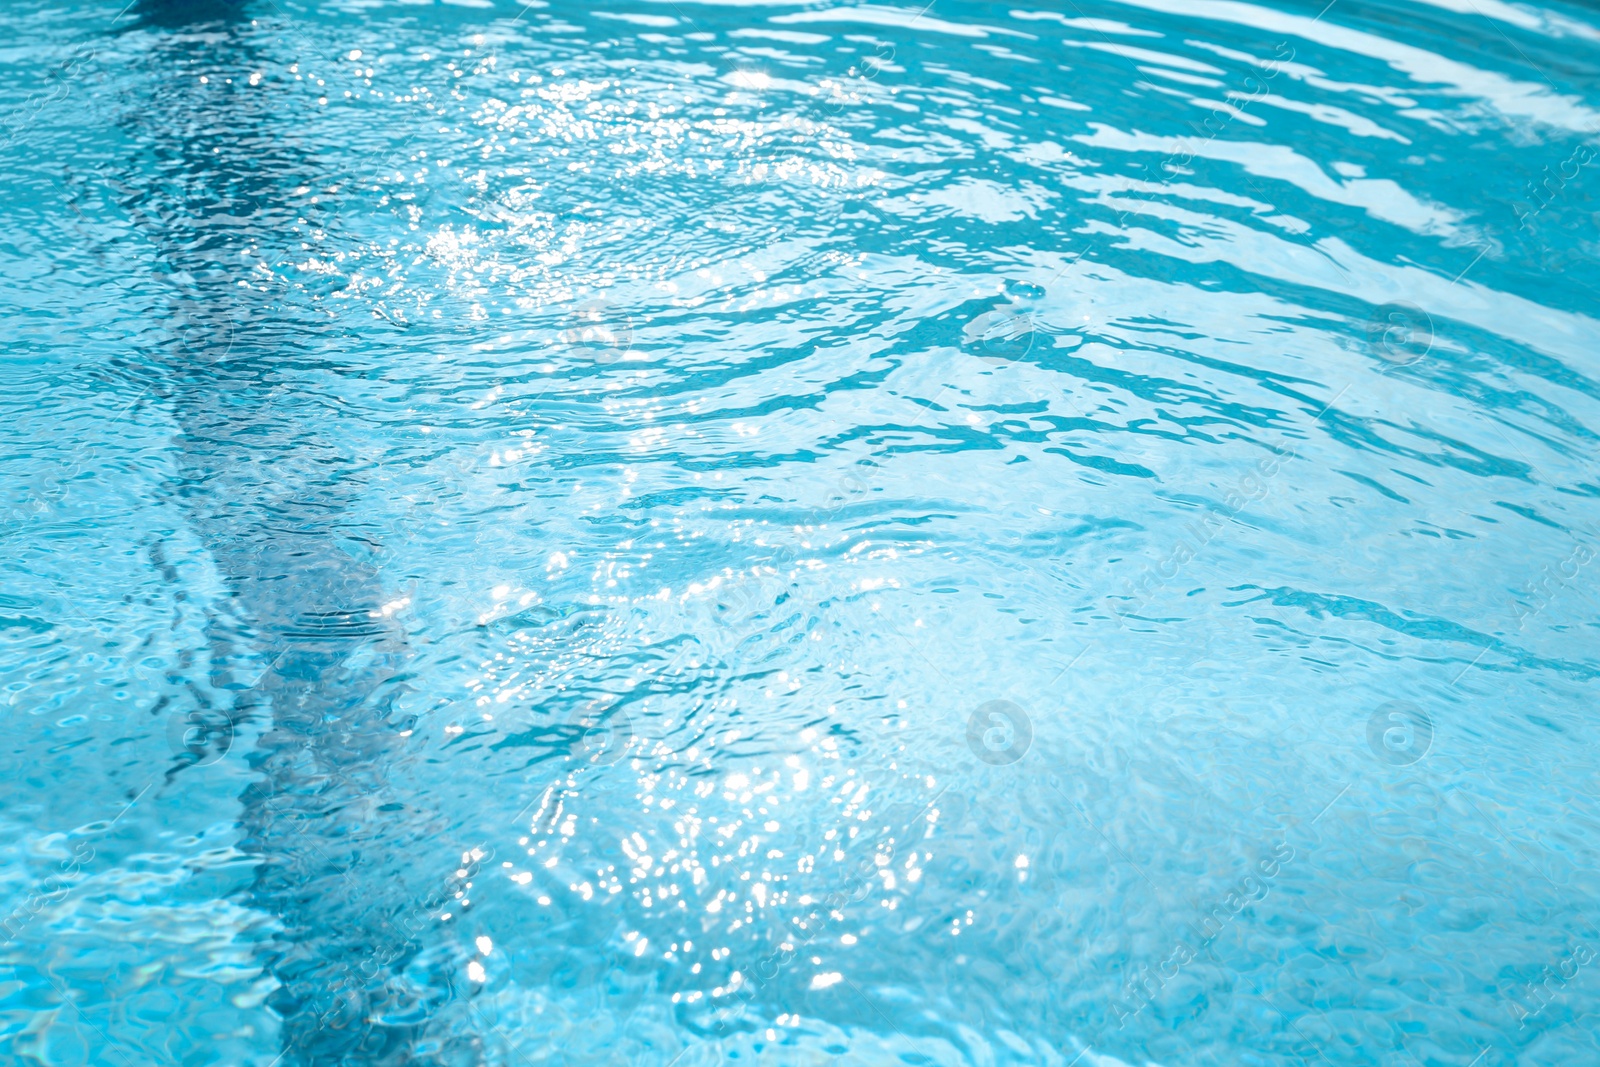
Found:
<box><xmin>2</xmin><ymin>0</ymin><xmax>1600</xmax><ymax>1064</ymax></box>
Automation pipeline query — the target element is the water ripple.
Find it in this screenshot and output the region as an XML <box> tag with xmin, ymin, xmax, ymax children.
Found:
<box><xmin>3</xmin><ymin>0</ymin><xmax>1600</xmax><ymax>1064</ymax></box>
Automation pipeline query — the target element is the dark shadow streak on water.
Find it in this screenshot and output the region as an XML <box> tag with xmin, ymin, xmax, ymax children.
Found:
<box><xmin>114</xmin><ymin>2</ymin><xmax>483</xmax><ymax>1063</ymax></box>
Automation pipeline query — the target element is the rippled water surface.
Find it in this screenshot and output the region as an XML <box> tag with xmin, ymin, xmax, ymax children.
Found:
<box><xmin>4</xmin><ymin>0</ymin><xmax>1600</xmax><ymax>1063</ymax></box>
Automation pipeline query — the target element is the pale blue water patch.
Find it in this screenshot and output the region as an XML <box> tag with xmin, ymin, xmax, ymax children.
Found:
<box><xmin>2</xmin><ymin>0</ymin><xmax>1600</xmax><ymax>1064</ymax></box>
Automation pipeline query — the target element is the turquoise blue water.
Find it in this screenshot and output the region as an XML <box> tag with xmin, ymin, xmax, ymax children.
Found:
<box><xmin>3</xmin><ymin>0</ymin><xmax>1600</xmax><ymax>1063</ymax></box>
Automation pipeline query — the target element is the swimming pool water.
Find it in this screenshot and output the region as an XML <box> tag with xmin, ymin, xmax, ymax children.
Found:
<box><xmin>3</xmin><ymin>0</ymin><xmax>1600</xmax><ymax>1063</ymax></box>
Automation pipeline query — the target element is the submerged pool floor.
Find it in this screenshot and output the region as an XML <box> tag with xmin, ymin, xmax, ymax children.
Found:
<box><xmin>3</xmin><ymin>0</ymin><xmax>1600</xmax><ymax>1064</ymax></box>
